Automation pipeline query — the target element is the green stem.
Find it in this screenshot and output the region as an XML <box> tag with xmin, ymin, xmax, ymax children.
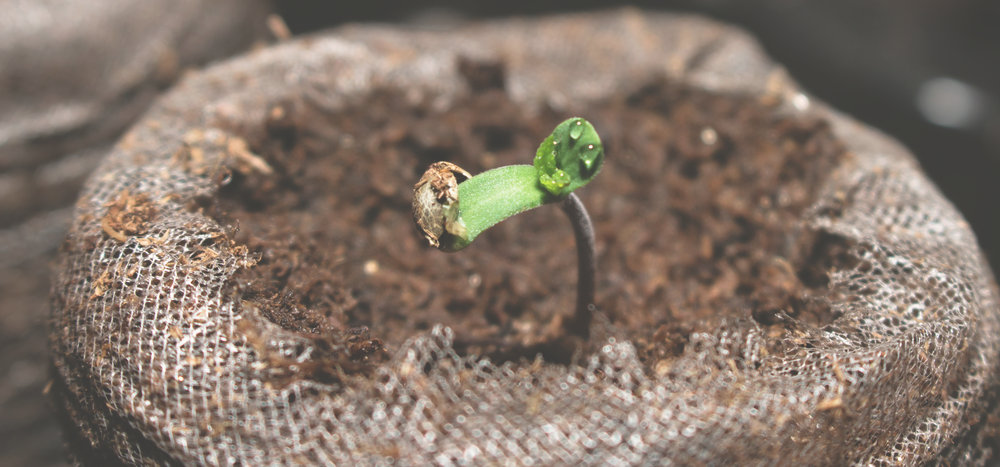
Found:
<box><xmin>441</xmin><ymin>165</ymin><xmax>552</xmax><ymax>251</ymax></box>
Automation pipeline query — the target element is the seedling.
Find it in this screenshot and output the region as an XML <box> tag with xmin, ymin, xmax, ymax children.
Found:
<box><xmin>412</xmin><ymin>117</ymin><xmax>604</xmax><ymax>336</ymax></box>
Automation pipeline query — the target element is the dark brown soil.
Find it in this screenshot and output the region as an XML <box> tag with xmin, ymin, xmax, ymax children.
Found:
<box><xmin>209</xmin><ymin>61</ymin><xmax>849</xmax><ymax>379</ymax></box>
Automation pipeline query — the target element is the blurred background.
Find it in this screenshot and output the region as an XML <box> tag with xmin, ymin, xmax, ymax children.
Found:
<box><xmin>3</xmin><ymin>1</ymin><xmax>998</xmax><ymax>464</ymax></box>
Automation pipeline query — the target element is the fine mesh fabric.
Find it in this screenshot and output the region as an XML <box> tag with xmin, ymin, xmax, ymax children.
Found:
<box><xmin>49</xmin><ymin>11</ymin><xmax>1000</xmax><ymax>465</ymax></box>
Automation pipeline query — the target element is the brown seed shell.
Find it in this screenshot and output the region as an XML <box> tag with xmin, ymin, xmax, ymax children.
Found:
<box><xmin>412</xmin><ymin>161</ymin><xmax>471</xmax><ymax>247</ymax></box>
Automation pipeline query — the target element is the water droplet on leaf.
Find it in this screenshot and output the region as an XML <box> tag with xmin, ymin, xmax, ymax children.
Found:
<box><xmin>580</xmin><ymin>143</ymin><xmax>600</xmax><ymax>170</ymax></box>
<box><xmin>569</xmin><ymin>119</ymin><xmax>584</xmax><ymax>140</ymax></box>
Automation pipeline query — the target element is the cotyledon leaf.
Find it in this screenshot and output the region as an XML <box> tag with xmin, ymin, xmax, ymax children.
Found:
<box><xmin>533</xmin><ymin>117</ymin><xmax>604</xmax><ymax>197</ymax></box>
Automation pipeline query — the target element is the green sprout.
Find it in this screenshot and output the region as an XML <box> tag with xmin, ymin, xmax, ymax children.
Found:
<box><xmin>412</xmin><ymin>117</ymin><xmax>604</xmax><ymax>336</ymax></box>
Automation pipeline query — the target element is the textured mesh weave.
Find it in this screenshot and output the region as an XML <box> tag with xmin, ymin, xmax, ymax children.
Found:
<box><xmin>49</xmin><ymin>11</ymin><xmax>1000</xmax><ymax>465</ymax></box>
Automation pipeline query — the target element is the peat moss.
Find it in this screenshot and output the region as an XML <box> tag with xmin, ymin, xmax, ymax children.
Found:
<box><xmin>208</xmin><ymin>60</ymin><xmax>848</xmax><ymax>376</ymax></box>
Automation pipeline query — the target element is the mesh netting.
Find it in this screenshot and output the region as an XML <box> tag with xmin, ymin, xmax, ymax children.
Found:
<box><xmin>49</xmin><ymin>11</ymin><xmax>1000</xmax><ymax>465</ymax></box>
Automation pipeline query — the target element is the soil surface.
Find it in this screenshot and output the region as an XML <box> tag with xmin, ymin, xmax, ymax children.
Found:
<box><xmin>209</xmin><ymin>60</ymin><xmax>849</xmax><ymax>379</ymax></box>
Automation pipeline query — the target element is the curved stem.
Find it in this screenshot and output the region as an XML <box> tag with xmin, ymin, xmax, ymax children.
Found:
<box><xmin>561</xmin><ymin>192</ymin><xmax>595</xmax><ymax>337</ymax></box>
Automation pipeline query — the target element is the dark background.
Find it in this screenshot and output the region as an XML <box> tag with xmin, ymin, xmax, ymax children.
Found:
<box><xmin>4</xmin><ymin>1</ymin><xmax>999</xmax><ymax>465</ymax></box>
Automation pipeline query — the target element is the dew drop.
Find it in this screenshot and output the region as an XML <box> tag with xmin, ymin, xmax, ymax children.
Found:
<box><xmin>569</xmin><ymin>120</ymin><xmax>584</xmax><ymax>140</ymax></box>
<box><xmin>580</xmin><ymin>144</ymin><xmax>599</xmax><ymax>170</ymax></box>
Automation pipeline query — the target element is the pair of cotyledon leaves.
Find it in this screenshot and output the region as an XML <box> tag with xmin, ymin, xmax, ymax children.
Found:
<box><xmin>533</xmin><ymin>117</ymin><xmax>604</xmax><ymax>196</ymax></box>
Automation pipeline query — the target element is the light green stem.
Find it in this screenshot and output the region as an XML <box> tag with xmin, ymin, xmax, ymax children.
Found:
<box><xmin>442</xmin><ymin>165</ymin><xmax>551</xmax><ymax>251</ymax></box>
